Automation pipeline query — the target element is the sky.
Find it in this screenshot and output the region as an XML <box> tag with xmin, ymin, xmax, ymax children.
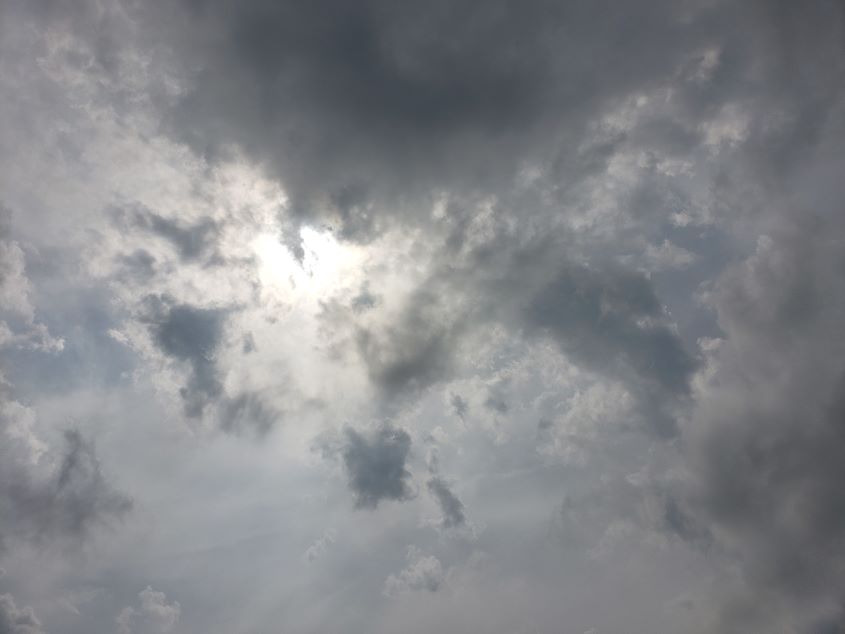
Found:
<box><xmin>0</xmin><ymin>1</ymin><xmax>844</xmax><ymax>633</ymax></box>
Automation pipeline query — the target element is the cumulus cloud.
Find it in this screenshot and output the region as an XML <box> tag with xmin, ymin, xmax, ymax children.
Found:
<box><xmin>116</xmin><ymin>587</ymin><xmax>181</xmax><ymax>634</ymax></box>
<box><xmin>522</xmin><ymin>261</ymin><xmax>697</xmax><ymax>436</ymax></box>
<box><xmin>675</xmin><ymin>216</ymin><xmax>845</xmax><ymax>630</ymax></box>
<box><xmin>0</xmin><ymin>593</ymin><xmax>44</xmax><ymax>634</ymax></box>
<box><xmin>384</xmin><ymin>547</ymin><xmax>444</xmax><ymax>597</ymax></box>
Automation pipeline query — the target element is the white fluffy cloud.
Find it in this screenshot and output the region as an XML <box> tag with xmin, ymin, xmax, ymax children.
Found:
<box><xmin>116</xmin><ymin>587</ymin><xmax>181</xmax><ymax>634</ymax></box>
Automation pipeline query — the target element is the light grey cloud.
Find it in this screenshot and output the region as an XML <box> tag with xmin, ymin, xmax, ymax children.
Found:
<box><xmin>449</xmin><ymin>394</ymin><xmax>468</xmax><ymax>421</ymax></box>
<box><xmin>303</xmin><ymin>528</ymin><xmax>336</xmax><ymax>563</ymax></box>
<box><xmin>351</xmin><ymin>282</ymin><xmax>379</xmax><ymax>314</ymax></box>
<box><xmin>384</xmin><ymin>546</ymin><xmax>444</xmax><ymax>597</ymax></box>
<box><xmin>0</xmin><ymin>380</ymin><xmax>131</xmax><ymax>551</ymax></box>
<box><xmin>116</xmin><ymin>586</ymin><xmax>181</xmax><ymax>634</ymax></box>
<box><xmin>0</xmin><ymin>233</ymin><xmax>63</xmax><ymax>354</ymax></box>
<box><xmin>0</xmin><ymin>593</ymin><xmax>44</xmax><ymax>634</ymax></box>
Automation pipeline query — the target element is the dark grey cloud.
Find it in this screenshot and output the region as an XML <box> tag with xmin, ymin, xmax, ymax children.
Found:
<box><xmin>672</xmin><ymin>211</ymin><xmax>845</xmax><ymax>629</ymax></box>
<box><xmin>0</xmin><ymin>593</ymin><xmax>44</xmax><ymax>634</ymax></box>
<box><xmin>426</xmin><ymin>476</ymin><xmax>466</xmax><ymax>529</ymax></box>
<box><xmin>356</xmin><ymin>285</ymin><xmax>464</xmax><ymax>398</ymax></box>
<box><xmin>115</xmin><ymin>205</ymin><xmax>220</xmax><ymax>263</ymax></box>
<box><xmin>140</xmin><ymin>296</ymin><xmax>278</xmax><ymax>432</ymax></box>
<box><xmin>340</xmin><ymin>424</ymin><xmax>414</xmax><ymax>509</ymax></box>
<box><xmin>142</xmin><ymin>296</ymin><xmax>228</xmax><ymax>419</ymax></box>
<box><xmin>137</xmin><ymin>0</ymin><xmax>745</xmax><ymax>243</ymax></box>
<box><xmin>523</xmin><ymin>262</ymin><xmax>697</xmax><ymax>436</ymax></box>
<box><xmin>342</xmin><ymin>237</ymin><xmax>697</xmax><ymax>435</ymax></box>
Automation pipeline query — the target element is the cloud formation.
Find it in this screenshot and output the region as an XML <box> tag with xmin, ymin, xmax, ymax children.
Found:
<box><xmin>0</xmin><ymin>594</ymin><xmax>44</xmax><ymax>634</ymax></box>
<box><xmin>426</xmin><ymin>476</ymin><xmax>466</xmax><ymax>529</ymax></box>
<box><xmin>384</xmin><ymin>547</ymin><xmax>444</xmax><ymax>597</ymax></box>
<box><xmin>116</xmin><ymin>587</ymin><xmax>181</xmax><ymax>634</ymax></box>
<box><xmin>0</xmin><ymin>381</ymin><xmax>131</xmax><ymax>550</ymax></box>
<box><xmin>0</xmin><ymin>0</ymin><xmax>844</xmax><ymax>631</ymax></box>
<box><xmin>339</xmin><ymin>424</ymin><xmax>414</xmax><ymax>509</ymax></box>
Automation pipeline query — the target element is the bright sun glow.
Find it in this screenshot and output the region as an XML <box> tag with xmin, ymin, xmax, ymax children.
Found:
<box><xmin>254</xmin><ymin>227</ymin><xmax>364</xmax><ymax>299</ymax></box>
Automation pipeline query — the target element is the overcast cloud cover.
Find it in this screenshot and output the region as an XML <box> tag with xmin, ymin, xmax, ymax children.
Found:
<box><xmin>0</xmin><ymin>0</ymin><xmax>844</xmax><ymax>632</ymax></box>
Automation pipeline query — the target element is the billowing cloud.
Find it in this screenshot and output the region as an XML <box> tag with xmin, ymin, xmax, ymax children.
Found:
<box><xmin>384</xmin><ymin>547</ymin><xmax>444</xmax><ymax>597</ymax></box>
<box><xmin>522</xmin><ymin>261</ymin><xmax>697</xmax><ymax>436</ymax></box>
<box><xmin>674</xmin><ymin>216</ymin><xmax>845</xmax><ymax>631</ymax></box>
<box><xmin>116</xmin><ymin>587</ymin><xmax>181</xmax><ymax>634</ymax></box>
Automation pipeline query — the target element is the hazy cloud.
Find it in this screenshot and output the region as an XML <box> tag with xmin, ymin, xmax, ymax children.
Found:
<box><xmin>0</xmin><ymin>384</ymin><xmax>131</xmax><ymax>549</ymax></box>
<box><xmin>426</xmin><ymin>476</ymin><xmax>466</xmax><ymax>529</ymax></box>
<box><xmin>0</xmin><ymin>593</ymin><xmax>44</xmax><ymax>634</ymax></box>
<box><xmin>384</xmin><ymin>547</ymin><xmax>444</xmax><ymax>596</ymax></box>
<box><xmin>116</xmin><ymin>587</ymin><xmax>181</xmax><ymax>634</ymax></box>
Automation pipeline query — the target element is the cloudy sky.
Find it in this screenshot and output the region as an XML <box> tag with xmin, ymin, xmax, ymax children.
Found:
<box><xmin>1</xmin><ymin>1</ymin><xmax>844</xmax><ymax>632</ymax></box>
